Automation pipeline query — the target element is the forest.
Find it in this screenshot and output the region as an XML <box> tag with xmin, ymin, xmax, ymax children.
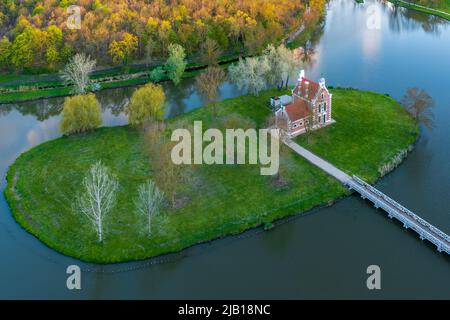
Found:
<box><xmin>0</xmin><ymin>0</ymin><xmax>325</xmax><ymax>74</ymax></box>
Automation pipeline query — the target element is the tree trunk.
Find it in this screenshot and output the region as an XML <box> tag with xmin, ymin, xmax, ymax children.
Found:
<box><xmin>98</xmin><ymin>219</ymin><xmax>102</xmax><ymax>242</ymax></box>
<box><xmin>278</xmin><ymin>80</ymin><xmax>284</xmax><ymax>91</ymax></box>
<box><xmin>285</xmin><ymin>75</ymin><xmax>290</xmax><ymax>89</ymax></box>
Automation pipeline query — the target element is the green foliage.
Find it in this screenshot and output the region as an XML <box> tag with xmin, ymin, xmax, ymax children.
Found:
<box><xmin>165</xmin><ymin>43</ymin><xmax>187</xmax><ymax>86</ymax></box>
<box><xmin>60</xmin><ymin>94</ymin><xmax>102</xmax><ymax>135</ymax></box>
<box><xmin>149</xmin><ymin>66</ymin><xmax>166</xmax><ymax>82</ymax></box>
<box><xmin>32</xmin><ymin>5</ymin><xmax>45</xmax><ymax>16</ymax></box>
<box><xmin>127</xmin><ymin>83</ymin><xmax>166</xmax><ymax>126</ymax></box>
<box><xmin>0</xmin><ymin>37</ymin><xmax>12</xmax><ymax>71</ymax></box>
<box><xmin>109</xmin><ymin>33</ymin><xmax>139</xmax><ymax>65</ymax></box>
<box><xmin>0</xmin><ymin>1</ymin><xmax>314</xmax><ymax>73</ymax></box>
<box><xmin>5</xmin><ymin>88</ymin><xmax>417</xmax><ymax>262</ymax></box>
<box><xmin>10</xmin><ymin>26</ymin><xmax>45</xmax><ymax>70</ymax></box>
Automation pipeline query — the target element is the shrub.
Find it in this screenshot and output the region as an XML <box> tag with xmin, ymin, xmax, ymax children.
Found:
<box><xmin>60</xmin><ymin>93</ymin><xmax>102</xmax><ymax>135</ymax></box>
<box><xmin>127</xmin><ymin>83</ymin><xmax>166</xmax><ymax>127</ymax></box>
<box><xmin>149</xmin><ymin>66</ymin><xmax>166</xmax><ymax>82</ymax></box>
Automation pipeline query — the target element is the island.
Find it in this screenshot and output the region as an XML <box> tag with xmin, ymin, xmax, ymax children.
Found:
<box><xmin>4</xmin><ymin>87</ymin><xmax>418</xmax><ymax>263</ymax></box>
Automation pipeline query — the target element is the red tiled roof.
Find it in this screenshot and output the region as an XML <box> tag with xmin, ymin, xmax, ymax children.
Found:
<box><xmin>293</xmin><ymin>78</ymin><xmax>320</xmax><ymax>101</ymax></box>
<box><xmin>285</xmin><ymin>99</ymin><xmax>311</xmax><ymax>121</ymax></box>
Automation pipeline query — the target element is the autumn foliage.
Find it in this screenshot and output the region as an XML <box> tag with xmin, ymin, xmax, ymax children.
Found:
<box><xmin>0</xmin><ymin>0</ymin><xmax>316</xmax><ymax>73</ymax></box>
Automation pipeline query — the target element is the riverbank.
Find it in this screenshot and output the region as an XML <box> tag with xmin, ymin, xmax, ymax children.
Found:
<box><xmin>0</xmin><ymin>55</ymin><xmax>236</xmax><ymax>104</ymax></box>
<box><xmin>0</xmin><ymin>14</ymin><xmax>328</xmax><ymax>105</ymax></box>
<box><xmin>388</xmin><ymin>0</ymin><xmax>450</xmax><ymax>21</ymax></box>
<box><xmin>4</xmin><ymin>88</ymin><xmax>418</xmax><ymax>263</ymax></box>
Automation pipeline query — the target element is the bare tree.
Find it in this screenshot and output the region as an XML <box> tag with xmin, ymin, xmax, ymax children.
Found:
<box><xmin>196</xmin><ymin>66</ymin><xmax>226</xmax><ymax>118</ymax></box>
<box><xmin>60</xmin><ymin>53</ymin><xmax>97</xmax><ymax>94</ymax></box>
<box><xmin>75</xmin><ymin>161</ymin><xmax>119</xmax><ymax>242</ymax></box>
<box><xmin>135</xmin><ymin>180</ymin><xmax>165</xmax><ymax>236</ymax></box>
<box><xmin>145</xmin><ymin>125</ymin><xmax>187</xmax><ymax>208</ymax></box>
<box><xmin>151</xmin><ymin>140</ymin><xmax>187</xmax><ymax>208</ymax></box>
<box><xmin>401</xmin><ymin>87</ymin><xmax>435</xmax><ymax>130</ymax></box>
<box><xmin>303</xmin><ymin>114</ymin><xmax>314</xmax><ymax>144</ymax></box>
<box><xmin>199</xmin><ymin>39</ymin><xmax>222</xmax><ymax>67</ymax></box>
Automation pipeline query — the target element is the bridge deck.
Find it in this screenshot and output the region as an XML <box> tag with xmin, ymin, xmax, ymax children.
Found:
<box><xmin>284</xmin><ymin>138</ymin><xmax>450</xmax><ymax>254</ymax></box>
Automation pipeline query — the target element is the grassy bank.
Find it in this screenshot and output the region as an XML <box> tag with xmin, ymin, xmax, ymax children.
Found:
<box><xmin>297</xmin><ymin>89</ymin><xmax>419</xmax><ymax>182</ymax></box>
<box><xmin>389</xmin><ymin>0</ymin><xmax>450</xmax><ymax>20</ymax></box>
<box><xmin>0</xmin><ymin>57</ymin><xmax>235</xmax><ymax>104</ymax></box>
<box><xmin>4</xmin><ymin>88</ymin><xmax>418</xmax><ymax>263</ymax></box>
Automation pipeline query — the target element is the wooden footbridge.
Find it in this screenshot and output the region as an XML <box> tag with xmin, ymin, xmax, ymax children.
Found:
<box><xmin>346</xmin><ymin>175</ymin><xmax>450</xmax><ymax>254</ymax></box>
<box><xmin>284</xmin><ymin>138</ymin><xmax>450</xmax><ymax>254</ymax></box>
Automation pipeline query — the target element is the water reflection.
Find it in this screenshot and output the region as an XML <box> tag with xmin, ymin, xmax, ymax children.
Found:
<box><xmin>380</xmin><ymin>0</ymin><xmax>449</xmax><ymax>34</ymax></box>
<box><xmin>0</xmin><ymin>0</ymin><xmax>449</xmax><ymax>299</ymax></box>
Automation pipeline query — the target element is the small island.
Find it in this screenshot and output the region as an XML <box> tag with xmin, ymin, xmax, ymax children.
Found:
<box><xmin>4</xmin><ymin>86</ymin><xmax>418</xmax><ymax>263</ymax></box>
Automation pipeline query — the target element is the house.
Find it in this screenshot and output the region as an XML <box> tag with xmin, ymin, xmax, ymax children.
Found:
<box><xmin>273</xmin><ymin>70</ymin><xmax>334</xmax><ymax>137</ymax></box>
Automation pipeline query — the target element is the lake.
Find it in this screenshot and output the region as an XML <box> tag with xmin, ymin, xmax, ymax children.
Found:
<box><xmin>0</xmin><ymin>0</ymin><xmax>449</xmax><ymax>298</ymax></box>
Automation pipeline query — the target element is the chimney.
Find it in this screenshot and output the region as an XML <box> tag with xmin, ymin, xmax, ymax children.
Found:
<box><xmin>298</xmin><ymin>69</ymin><xmax>305</xmax><ymax>83</ymax></box>
<box><xmin>319</xmin><ymin>78</ymin><xmax>326</xmax><ymax>88</ymax></box>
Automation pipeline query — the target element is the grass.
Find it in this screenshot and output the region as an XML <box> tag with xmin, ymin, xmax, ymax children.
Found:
<box><xmin>389</xmin><ymin>0</ymin><xmax>450</xmax><ymax>20</ymax></box>
<box><xmin>297</xmin><ymin>89</ymin><xmax>419</xmax><ymax>182</ymax></box>
<box><xmin>4</xmin><ymin>88</ymin><xmax>418</xmax><ymax>263</ymax></box>
<box><xmin>0</xmin><ymin>55</ymin><xmax>239</xmax><ymax>104</ymax></box>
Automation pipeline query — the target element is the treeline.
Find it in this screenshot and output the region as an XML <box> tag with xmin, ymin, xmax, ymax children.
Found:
<box><xmin>0</xmin><ymin>0</ymin><xmax>326</xmax><ymax>74</ymax></box>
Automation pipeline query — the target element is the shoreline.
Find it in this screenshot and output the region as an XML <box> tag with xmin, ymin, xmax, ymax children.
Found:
<box><xmin>387</xmin><ymin>0</ymin><xmax>450</xmax><ymax>21</ymax></box>
<box><xmin>3</xmin><ymin>88</ymin><xmax>419</xmax><ymax>264</ymax></box>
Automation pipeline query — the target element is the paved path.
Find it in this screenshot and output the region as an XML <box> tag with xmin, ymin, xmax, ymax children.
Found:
<box><xmin>283</xmin><ymin>138</ymin><xmax>450</xmax><ymax>254</ymax></box>
<box><xmin>283</xmin><ymin>138</ymin><xmax>351</xmax><ymax>184</ymax></box>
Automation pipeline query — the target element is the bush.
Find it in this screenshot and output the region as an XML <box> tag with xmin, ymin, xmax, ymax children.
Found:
<box><xmin>149</xmin><ymin>66</ymin><xmax>166</xmax><ymax>82</ymax></box>
<box><xmin>127</xmin><ymin>83</ymin><xmax>166</xmax><ymax>127</ymax></box>
<box><xmin>60</xmin><ymin>94</ymin><xmax>102</xmax><ymax>135</ymax></box>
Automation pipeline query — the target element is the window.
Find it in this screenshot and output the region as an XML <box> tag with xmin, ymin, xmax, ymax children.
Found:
<box><xmin>324</xmin><ymin>102</ymin><xmax>327</xmax><ymax>112</ymax></box>
<box><xmin>323</xmin><ymin>114</ymin><xmax>326</xmax><ymax>123</ymax></box>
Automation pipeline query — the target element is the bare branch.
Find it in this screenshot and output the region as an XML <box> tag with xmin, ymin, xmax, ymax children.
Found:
<box><xmin>75</xmin><ymin>161</ymin><xmax>118</xmax><ymax>242</ymax></box>
<box><xmin>60</xmin><ymin>53</ymin><xmax>96</xmax><ymax>94</ymax></box>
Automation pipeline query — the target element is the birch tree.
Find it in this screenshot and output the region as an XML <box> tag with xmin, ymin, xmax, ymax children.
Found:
<box><xmin>135</xmin><ymin>180</ymin><xmax>165</xmax><ymax>236</ymax></box>
<box><xmin>277</xmin><ymin>45</ymin><xmax>302</xmax><ymax>89</ymax></box>
<box><xmin>60</xmin><ymin>53</ymin><xmax>96</xmax><ymax>94</ymax></box>
<box><xmin>229</xmin><ymin>56</ymin><xmax>270</xmax><ymax>96</ymax></box>
<box><xmin>76</xmin><ymin>161</ymin><xmax>119</xmax><ymax>242</ymax></box>
<box><xmin>263</xmin><ymin>44</ymin><xmax>302</xmax><ymax>89</ymax></box>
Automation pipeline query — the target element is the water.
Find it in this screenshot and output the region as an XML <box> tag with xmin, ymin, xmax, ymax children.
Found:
<box><xmin>0</xmin><ymin>0</ymin><xmax>449</xmax><ymax>299</ymax></box>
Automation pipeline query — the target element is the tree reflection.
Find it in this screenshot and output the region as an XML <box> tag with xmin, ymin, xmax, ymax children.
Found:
<box><xmin>381</xmin><ymin>0</ymin><xmax>448</xmax><ymax>35</ymax></box>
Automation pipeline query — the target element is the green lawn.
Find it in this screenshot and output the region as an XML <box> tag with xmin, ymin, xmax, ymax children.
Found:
<box><xmin>297</xmin><ymin>89</ymin><xmax>418</xmax><ymax>182</ymax></box>
<box><xmin>4</xmin><ymin>88</ymin><xmax>418</xmax><ymax>263</ymax></box>
<box><xmin>390</xmin><ymin>0</ymin><xmax>450</xmax><ymax>20</ymax></box>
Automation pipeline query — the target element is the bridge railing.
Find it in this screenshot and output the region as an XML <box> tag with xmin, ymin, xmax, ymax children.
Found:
<box><xmin>350</xmin><ymin>176</ymin><xmax>450</xmax><ymax>244</ymax></box>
